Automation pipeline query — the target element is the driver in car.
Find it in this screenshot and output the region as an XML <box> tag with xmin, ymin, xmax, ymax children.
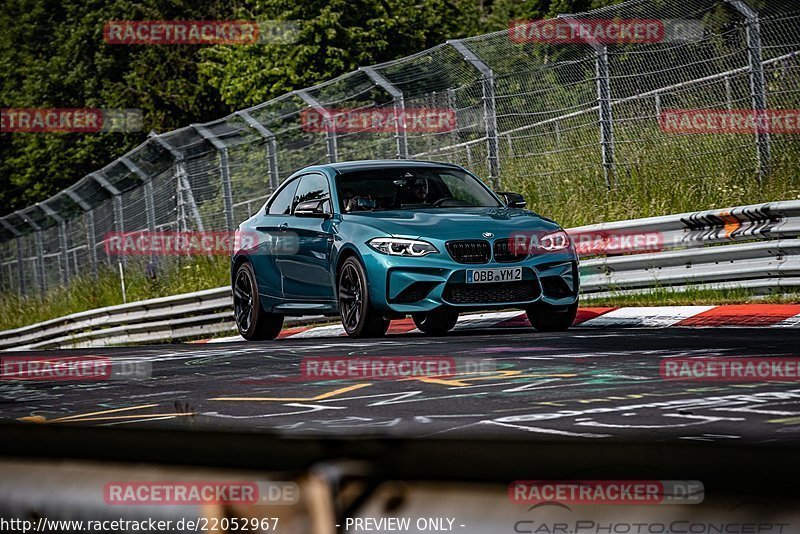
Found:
<box><xmin>397</xmin><ymin>176</ymin><xmax>431</xmax><ymax>206</ymax></box>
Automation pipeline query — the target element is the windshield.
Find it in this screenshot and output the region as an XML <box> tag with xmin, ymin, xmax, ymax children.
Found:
<box><xmin>336</xmin><ymin>167</ymin><xmax>502</xmax><ymax>213</ymax></box>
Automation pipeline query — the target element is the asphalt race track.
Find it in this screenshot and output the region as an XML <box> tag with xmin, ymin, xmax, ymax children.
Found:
<box><xmin>2</xmin><ymin>326</ymin><xmax>799</xmax><ymax>443</ymax></box>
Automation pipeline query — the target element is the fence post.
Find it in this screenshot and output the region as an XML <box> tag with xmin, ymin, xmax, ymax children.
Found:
<box><xmin>558</xmin><ymin>15</ymin><xmax>616</xmax><ymax>191</ymax></box>
<box><xmin>120</xmin><ymin>157</ymin><xmax>158</xmax><ymax>265</ymax></box>
<box><xmin>0</xmin><ymin>219</ymin><xmax>26</xmax><ymax>295</ymax></box>
<box><xmin>297</xmin><ymin>90</ymin><xmax>339</xmax><ymax>163</ymax></box>
<box><xmin>150</xmin><ymin>133</ymin><xmax>205</xmax><ymax>232</ymax></box>
<box><xmin>15</xmin><ymin>211</ymin><xmax>45</xmax><ymax>293</ymax></box>
<box><xmin>237</xmin><ymin>110</ymin><xmax>281</xmax><ymax>190</ymax></box>
<box><xmin>15</xmin><ymin>239</ymin><xmax>25</xmax><ymax>295</ymax></box>
<box><xmin>120</xmin><ymin>157</ymin><xmax>157</xmax><ymax>234</ymax></box>
<box><xmin>596</xmin><ymin>45</ymin><xmax>616</xmax><ymax>190</ymax></box>
<box><xmin>39</xmin><ymin>201</ymin><xmax>69</xmax><ymax>285</ymax></box>
<box><xmin>725</xmin><ymin>0</ymin><xmax>770</xmax><ymax>183</ymax></box>
<box><xmin>65</xmin><ymin>188</ymin><xmax>98</xmax><ymax>279</ymax></box>
<box><xmin>724</xmin><ymin>75</ymin><xmax>734</xmax><ymax>109</ymax></box>
<box><xmin>361</xmin><ymin>66</ymin><xmax>410</xmax><ymax>159</ymax></box>
<box><xmin>446</xmin><ymin>88</ymin><xmax>459</xmax><ymax>152</ymax></box>
<box><xmin>89</xmin><ymin>171</ymin><xmax>125</xmax><ymax>267</ymax></box>
<box><xmin>448</xmin><ymin>39</ymin><xmax>500</xmax><ymax>189</ymax></box>
<box><xmin>193</xmin><ymin>125</ymin><xmax>235</xmax><ymax>231</ymax></box>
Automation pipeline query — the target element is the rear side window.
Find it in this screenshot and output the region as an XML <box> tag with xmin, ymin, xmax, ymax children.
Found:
<box><xmin>267</xmin><ymin>179</ymin><xmax>299</xmax><ymax>215</ymax></box>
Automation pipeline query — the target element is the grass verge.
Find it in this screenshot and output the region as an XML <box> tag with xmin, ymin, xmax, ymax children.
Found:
<box><xmin>0</xmin><ymin>256</ymin><xmax>229</xmax><ymax>331</ymax></box>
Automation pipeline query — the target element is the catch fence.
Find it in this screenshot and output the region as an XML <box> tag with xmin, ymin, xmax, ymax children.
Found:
<box><xmin>1</xmin><ymin>0</ymin><xmax>798</xmax><ymax>297</ymax></box>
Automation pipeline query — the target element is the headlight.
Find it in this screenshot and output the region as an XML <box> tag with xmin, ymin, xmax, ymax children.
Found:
<box><xmin>368</xmin><ymin>237</ymin><xmax>439</xmax><ymax>257</ymax></box>
<box><xmin>538</xmin><ymin>230</ymin><xmax>571</xmax><ymax>251</ymax></box>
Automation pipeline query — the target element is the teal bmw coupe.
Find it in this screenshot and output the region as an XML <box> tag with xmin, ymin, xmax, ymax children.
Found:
<box><xmin>231</xmin><ymin>160</ymin><xmax>579</xmax><ymax>340</ymax></box>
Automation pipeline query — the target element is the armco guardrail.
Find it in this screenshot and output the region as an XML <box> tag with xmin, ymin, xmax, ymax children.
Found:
<box><xmin>0</xmin><ymin>287</ymin><xmax>233</xmax><ymax>351</ymax></box>
<box><xmin>575</xmin><ymin>200</ymin><xmax>800</xmax><ymax>297</ymax></box>
<box><xmin>1</xmin><ymin>200</ymin><xmax>798</xmax><ymax>350</ymax></box>
<box><xmin>1</xmin><ymin>0</ymin><xmax>798</xmax><ymax>300</ymax></box>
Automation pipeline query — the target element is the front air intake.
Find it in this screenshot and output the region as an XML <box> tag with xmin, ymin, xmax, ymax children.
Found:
<box><xmin>445</xmin><ymin>240</ymin><xmax>491</xmax><ymax>264</ymax></box>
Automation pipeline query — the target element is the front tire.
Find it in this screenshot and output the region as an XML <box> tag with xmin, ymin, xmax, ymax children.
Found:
<box><xmin>526</xmin><ymin>301</ymin><xmax>579</xmax><ymax>332</ymax></box>
<box><xmin>412</xmin><ymin>310</ymin><xmax>459</xmax><ymax>335</ymax></box>
<box><xmin>338</xmin><ymin>257</ymin><xmax>390</xmax><ymax>338</ymax></box>
<box><xmin>233</xmin><ymin>262</ymin><xmax>284</xmax><ymax>341</ymax></box>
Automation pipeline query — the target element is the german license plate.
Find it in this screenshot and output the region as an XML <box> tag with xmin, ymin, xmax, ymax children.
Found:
<box><xmin>466</xmin><ymin>267</ymin><xmax>522</xmax><ymax>284</ymax></box>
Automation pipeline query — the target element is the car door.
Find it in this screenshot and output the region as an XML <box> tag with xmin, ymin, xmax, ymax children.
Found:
<box><xmin>277</xmin><ymin>172</ymin><xmax>336</xmax><ymax>303</ymax></box>
<box><xmin>251</xmin><ymin>177</ymin><xmax>299</xmax><ymax>300</ymax></box>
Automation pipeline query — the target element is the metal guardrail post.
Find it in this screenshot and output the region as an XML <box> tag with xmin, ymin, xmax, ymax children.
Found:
<box><xmin>65</xmin><ymin>188</ymin><xmax>98</xmax><ymax>278</ymax></box>
<box><xmin>296</xmin><ymin>90</ymin><xmax>339</xmax><ymax>163</ymax></box>
<box><xmin>726</xmin><ymin>0</ymin><xmax>770</xmax><ymax>184</ymax></box>
<box><xmin>237</xmin><ymin>110</ymin><xmax>281</xmax><ymax>190</ymax></box>
<box><xmin>0</xmin><ymin>219</ymin><xmax>26</xmax><ymax>295</ymax></box>
<box><xmin>89</xmin><ymin>171</ymin><xmax>125</xmax><ymax>267</ymax></box>
<box><xmin>360</xmin><ymin>67</ymin><xmax>410</xmax><ymax>160</ymax></box>
<box><xmin>193</xmin><ymin>125</ymin><xmax>235</xmax><ymax>231</ymax></box>
<box><xmin>150</xmin><ymin>133</ymin><xmax>205</xmax><ymax>232</ymax></box>
<box><xmin>15</xmin><ymin>211</ymin><xmax>45</xmax><ymax>293</ymax></box>
<box><xmin>39</xmin><ymin>202</ymin><xmax>69</xmax><ymax>285</ymax></box>
<box><xmin>448</xmin><ymin>39</ymin><xmax>500</xmax><ymax>189</ymax></box>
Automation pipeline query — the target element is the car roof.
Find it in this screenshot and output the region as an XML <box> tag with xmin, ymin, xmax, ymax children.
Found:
<box><xmin>301</xmin><ymin>159</ymin><xmax>464</xmax><ymax>175</ymax></box>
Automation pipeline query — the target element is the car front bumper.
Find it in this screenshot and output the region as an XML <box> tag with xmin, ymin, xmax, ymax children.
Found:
<box><xmin>361</xmin><ymin>248</ymin><xmax>580</xmax><ymax>315</ymax></box>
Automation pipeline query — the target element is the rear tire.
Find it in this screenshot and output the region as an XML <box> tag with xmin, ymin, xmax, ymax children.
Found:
<box><xmin>233</xmin><ymin>262</ymin><xmax>284</xmax><ymax>341</ymax></box>
<box><xmin>338</xmin><ymin>257</ymin><xmax>390</xmax><ymax>338</ymax></box>
<box><xmin>526</xmin><ymin>301</ymin><xmax>578</xmax><ymax>332</ymax></box>
<box><xmin>412</xmin><ymin>310</ymin><xmax>459</xmax><ymax>335</ymax></box>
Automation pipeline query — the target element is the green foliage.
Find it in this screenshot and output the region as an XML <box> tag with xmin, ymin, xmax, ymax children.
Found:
<box><xmin>197</xmin><ymin>0</ymin><xmax>485</xmax><ymax>107</ymax></box>
<box><xmin>0</xmin><ymin>0</ymin><xmax>239</xmax><ymax>213</ymax></box>
<box><xmin>502</xmin><ymin>128</ymin><xmax>800</xmax><ymax>227</ymax></box>
<box><xmin>0</xmin><ymin>256</ymin><xmax>230</xmax><ymax>331</ymax></box>
<box><xmin>0</xmin><ymin>0</ymin><xmax>625</xmax><ymax>214</ymax></box>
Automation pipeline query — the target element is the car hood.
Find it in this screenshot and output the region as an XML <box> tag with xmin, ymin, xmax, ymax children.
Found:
<box><xmin>341</xmin><ymin>208</ymin><xmax>560</xmax><ymax>240</ymax></box>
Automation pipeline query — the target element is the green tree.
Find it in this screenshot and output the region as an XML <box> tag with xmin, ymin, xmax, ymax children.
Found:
<box><xmin>0</xmin><ymin>0</ymin><xmax>237</xmax><ymax>214</ymax></box>
<box><xmin>198</xmin><ymin>0</ymin><xmax>485</xmax><ymax>107</ymax></box>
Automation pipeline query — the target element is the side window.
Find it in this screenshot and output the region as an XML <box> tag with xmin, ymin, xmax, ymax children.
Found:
<box><xmin>267</xmin><ymin>179</ymin><xmax>299</xmax><ymax>215</ymax></box>
<box><xmin>292</xmin><ymin>174</ymin><xmax>331</xmax><ymax>214</ymax></box>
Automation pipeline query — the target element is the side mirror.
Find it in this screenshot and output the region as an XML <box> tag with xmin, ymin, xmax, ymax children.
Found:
<box><xmin>294</xmin><ymin>198</ymin><xmax>332</xmax><ymax>218</ymax></box>
<box><xmin>497</xmin><ymin>192</ymin><xmax>527</xmax><ymax>209</ymax></box>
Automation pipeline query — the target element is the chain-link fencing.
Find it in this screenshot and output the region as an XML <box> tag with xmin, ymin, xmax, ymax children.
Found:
<box><xmin>0</xmin><ymin>0</ymin><xmax>798</xmax><ymax>298</ymax></box>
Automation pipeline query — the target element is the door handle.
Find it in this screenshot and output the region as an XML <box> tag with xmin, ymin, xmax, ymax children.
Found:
<box><xmin>279</xmin><ymin>223</ymin><xmax>289</xmax><ymax>232</ymax></box>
